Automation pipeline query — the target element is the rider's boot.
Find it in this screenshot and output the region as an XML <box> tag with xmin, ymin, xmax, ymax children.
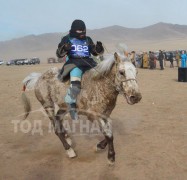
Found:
<box><xmin>65</xmin><ymin>81</ymin><xmax>81</xmax><ymax>120</ymax></box>
<box><xmin>69</xmin><ymin>103</ymin><xmax>79</xmax><ymax>121</ymax></box>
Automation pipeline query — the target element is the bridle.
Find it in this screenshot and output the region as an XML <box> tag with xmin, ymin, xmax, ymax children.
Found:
<box><xmin>79</xmin><ymin>55</ymin><xmax>137</xmax><ymax>95</ymax></box>
<box><xmin>114</xmin><ymin>61</ymin><xmax>137</xmax><ymax>94</ymax></box>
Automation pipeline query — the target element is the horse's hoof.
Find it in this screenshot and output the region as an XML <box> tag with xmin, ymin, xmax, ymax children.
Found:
<box><xmin>95</xmin><ymin>144</ymin><xmax>105</xmax><ymax>152</ymax></box>
<box><xmin>95</xmin><ymin>146</ymin><xmax>102</xmax><ymax>152</ymax></box>
<box><xmin>66</xmin><ymin>148</ymin><xmax>76</xmax><ymax>158</ymax></box>
<box><xmin>66</xmin><ymin>137</ymin><xmax>72</xmax><ymax>146</ymax></box>
<box><xmin>108</xmin><ymin>159</ymin><xmax>115</xmax><ymax>166</ymax></box>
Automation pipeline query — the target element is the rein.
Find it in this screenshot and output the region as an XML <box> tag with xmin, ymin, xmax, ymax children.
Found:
<box><xmin>116</xmin><ymin>72</ymin><xmax>137</xmax><ymax>83</ymax></box>
<box><xmin>114</xmin><ymin>62</ymin><xmax>137</xmax><ymax>94</ymax></box>
<box><xmin>79</xmin><ymin>56</ymin><xmax>136</xmax><ymax>95</ymax></box>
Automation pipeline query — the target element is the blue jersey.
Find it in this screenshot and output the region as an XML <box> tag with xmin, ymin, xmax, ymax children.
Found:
<box><xmin>181</xmin><ymin>54</ymin><xmax>187</xmax><ymax>61</ymax></box>
<box><xmin>69</xmin><ymin>38</ymin><xmax>90</xmax><ymax>58</ymax></box>
<box><xmin>181</xmin><ymin>53</ymin><xmax>187</xmax><ymax>67</ymax></box>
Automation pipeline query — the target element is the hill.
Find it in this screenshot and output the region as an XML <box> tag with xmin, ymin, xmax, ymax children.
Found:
<box><xmin>1</xmin><ymin>22</ymin><xmax>187</xmax><ymax>62</ymax></box>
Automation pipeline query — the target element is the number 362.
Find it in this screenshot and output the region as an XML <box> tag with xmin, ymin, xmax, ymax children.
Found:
<box><xmin>71</xmin><ymin>45</ymin><xmax>88</xmax><ymax>52</ymax></box>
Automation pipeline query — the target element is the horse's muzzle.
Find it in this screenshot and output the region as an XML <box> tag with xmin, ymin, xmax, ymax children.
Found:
<box><xmin>125</xmin><ymin>93</ymin><xmax>142</xmax><ymax>105</ymax></box>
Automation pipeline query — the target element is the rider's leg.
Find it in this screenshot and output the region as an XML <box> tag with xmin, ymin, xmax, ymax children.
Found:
<box><xmin>69</xmin><ymin>80</ymin><xmax>81</xmax><ymax>120</ymax></box>
<box><xmin>65</xmin><ymin>67</ymin><xmax>82</xmax><ymax>120</ymax></box>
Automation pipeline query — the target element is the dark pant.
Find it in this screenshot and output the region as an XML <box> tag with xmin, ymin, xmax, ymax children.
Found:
<box><xmin>159</xmin><ymin>59</ymin><xmax>164</xmax><ymax>69</ymax></box>
<box><xmin>170</xmin><ymin>60</ymin><xmax>174</xmax><ymax>68</ymax></box>
<box><xmin>150</xmin><ymin>60</ymin><xmax>154</xmax><ymax>69</ymax></box>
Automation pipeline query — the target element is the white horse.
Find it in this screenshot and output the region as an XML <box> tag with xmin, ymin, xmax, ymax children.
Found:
<box><xmin>22</xmin><ymin>51</ymin><xmax>142</xmax><ymax>165</ymax></box>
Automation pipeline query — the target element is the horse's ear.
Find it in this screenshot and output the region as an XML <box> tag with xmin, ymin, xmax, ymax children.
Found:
<box><xmin>124</xmin><ymin>51</ymin><xmax>129</xmax><ymax>57</ymax></box>
<box><xmin>114</xmin><ymin>52</ymin><xmax>120</xmax><ymax>63</ymax></box>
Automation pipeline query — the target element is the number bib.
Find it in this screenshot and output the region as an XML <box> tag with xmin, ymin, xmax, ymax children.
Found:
<box><xmin>69</xmin><ymin>38</ymin><xmax>90</xmax><ymax>58</ymax></box>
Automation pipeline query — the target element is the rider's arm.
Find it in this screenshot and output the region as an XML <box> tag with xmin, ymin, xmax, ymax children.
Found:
<box><xmin>56</xmin><ymin>36</ymin><xmax>71</xmax><ymax>58</ymax></box>
<box><xmin>87</xmin><ymin>37</ymin><xmax>104</xmax><ymax>56</ymax></box>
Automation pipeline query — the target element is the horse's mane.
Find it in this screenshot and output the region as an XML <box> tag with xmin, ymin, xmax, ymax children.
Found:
<box><xmin>90</xmin><ymin>53</ymin><xmax>130</xmax><ymax>80</ymax></box>
<box><xmin>90</xmin><ymin>55</ymin><xmax>114</xmax><ymax>79</ymax></box>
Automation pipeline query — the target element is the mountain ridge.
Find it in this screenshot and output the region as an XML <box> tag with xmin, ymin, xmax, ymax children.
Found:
<box><xmin>1</xmin><ymin>22</ymin><xmax>187</xmax><ymax>61</ymax></box>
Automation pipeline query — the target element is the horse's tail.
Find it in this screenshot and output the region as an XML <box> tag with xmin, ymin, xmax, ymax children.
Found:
<box><xmin>21</xmin><ymin>72</ymin><xmax>42</xmax><ymax>120</ymax></box>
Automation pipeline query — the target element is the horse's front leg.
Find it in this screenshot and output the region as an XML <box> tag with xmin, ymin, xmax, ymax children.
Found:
<box><xmin>98</xmin><ymin>117</ymin><xmax>115</xmax><ymax>165</ymax></box>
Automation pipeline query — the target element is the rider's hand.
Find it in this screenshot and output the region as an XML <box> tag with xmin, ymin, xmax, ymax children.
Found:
<box><xmin>96</xmin><ymin>41</ymin><xmax>104</xmax><ymax>53</ymax></box>
<box><xmin>64</xmin><ymin>43</ymin><xmax>72</xmax><ymax>51</ymax></box>
<box><xmin>96</xmin><ymin>41</ymin><xmax>102</xmax><ymax>47</ymax></box>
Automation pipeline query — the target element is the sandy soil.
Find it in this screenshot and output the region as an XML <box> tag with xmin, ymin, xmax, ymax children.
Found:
<box><xmin>0</xmin><ymin>61</ymin><xmax>187</xmax><ymax>180</ymax></box>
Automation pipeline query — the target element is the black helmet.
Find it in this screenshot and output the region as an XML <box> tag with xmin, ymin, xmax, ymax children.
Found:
<box><xmin>70</xmin><ymin>19</ymin><xmax>86</xmax><ymax>31</ymax></box>
<box><xmin>69</xmin><ymin>19</ymin><xmax>86</xmax><ymax>39</ymax></box>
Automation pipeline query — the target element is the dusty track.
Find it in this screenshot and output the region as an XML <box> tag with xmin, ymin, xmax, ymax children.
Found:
<box><xmin>0</xmin><ymin>62</ymin><xmax>186</xmax><ymax>180</ymax></box>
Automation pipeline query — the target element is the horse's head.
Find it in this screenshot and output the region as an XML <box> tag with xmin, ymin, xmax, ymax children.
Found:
<box><xmin>114</xmin><ymin>52</ymin><xmax>142</xmax><ymax>105</ymax></box>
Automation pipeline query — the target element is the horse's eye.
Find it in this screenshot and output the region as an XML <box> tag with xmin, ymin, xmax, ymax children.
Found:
<box><xmin>119</xmin><ymin>71</ymin><xmax>124</xmax><ymax>75</ymax></box>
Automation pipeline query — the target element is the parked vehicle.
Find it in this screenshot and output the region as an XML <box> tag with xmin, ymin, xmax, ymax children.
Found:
<box><xmin>34</xmin><ymin>57</ymin><xmax>40</xmax><ymax>64</ymax></box>
<box><xmin>15</xmin><ymin>59</ymin><xmax>26</xmax><ymax>65</ymax></box>
<box><xmin>6</xmin><ymin>58</ymin><xmax>40</xmax><ymax>66</ymax></box>
<box><xmin>23</xmin><ymin>59</ymin><xmax>30</xmax><ymax>65</ymax></box>
<box><xmin>0</xmin><ymin>60</ymin><xmax>4</xmax><ymax>65</ymax></box>
<box><xmin>6</xmin><ymin>59</ymin><xmax>16</xmax><ymax>66</ymax></box>
<box><xmin>29</xmin><ymin>57</ymin><xmax>40</xmax><ymax>65</ymax></box>
<box><xmin>48</xmin><ymin>57</ymin><xmax>56</xmax><ymax>63</ymax></box>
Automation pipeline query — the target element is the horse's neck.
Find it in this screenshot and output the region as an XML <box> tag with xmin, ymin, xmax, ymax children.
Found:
<box><xmin>81</xmin><ymin>64</ymin><xmax>118</xmax><ymax>102</ymax></box>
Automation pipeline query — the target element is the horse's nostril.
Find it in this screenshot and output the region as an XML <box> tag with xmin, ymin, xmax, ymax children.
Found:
<box><xmin>129</xmin><ymin>94</ymin><xmax>142</xmax><ymax>103</ymax></box>
<box><xmin>130</xmin><ymin>96</ymin><xmax>136</xmax><ymax>102</ymax></box>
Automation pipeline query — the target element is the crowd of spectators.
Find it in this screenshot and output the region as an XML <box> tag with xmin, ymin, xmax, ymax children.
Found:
<box><xmin>128</xmin><ymin>50</ymin><xmax>187</xmax><ymax>70</ymax></box>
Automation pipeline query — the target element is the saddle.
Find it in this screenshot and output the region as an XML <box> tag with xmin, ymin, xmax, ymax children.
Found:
<box><xmin>57</xmin><ymin>63</ymin><xmax>76</xmax><ymax>85</ymax></box>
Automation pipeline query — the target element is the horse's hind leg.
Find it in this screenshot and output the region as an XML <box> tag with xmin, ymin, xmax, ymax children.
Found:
<box><xmin>96</xmin><ymin>139</ymin><xmax>107</xmax><ymax>151</ymax></box>
<box><xmin>44</xmin><ymin>106</ymin><xmax>76</xmax><ymax>158</ymax></box>
<box><xmin>55</xmin><ymin>109</ymin><xmax>72</xmax><ymax>146</ymax></box>
<box><xmin>55</xmin><ymin>109</ymin><xmax>76</xmax><ymax>158</ymax></box>
<box><xmin>98</xmin><ymin>117</ymin><xmax>115</xmax><ymax>165</ymax></box>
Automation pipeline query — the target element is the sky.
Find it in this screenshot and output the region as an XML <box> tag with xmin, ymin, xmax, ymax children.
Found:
<box><xmin>1</xmin><ymin>0</ymin><xmax>187</xmax><ymax>41</ymax></box>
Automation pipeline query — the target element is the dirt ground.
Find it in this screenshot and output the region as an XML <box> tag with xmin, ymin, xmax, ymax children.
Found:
<box><xmin>0</xmin><ymin>61</ymin><xmax>187</xmax><ymax>180</ymax></box>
